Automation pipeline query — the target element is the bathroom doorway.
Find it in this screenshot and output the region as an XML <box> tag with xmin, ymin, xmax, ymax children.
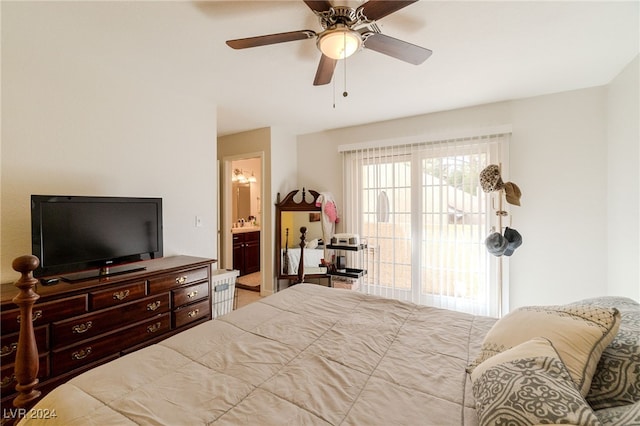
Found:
<box><xmin>225</xmin><ymin>156</ymin><xmax>263</xmax><ymax>292</ymax></box>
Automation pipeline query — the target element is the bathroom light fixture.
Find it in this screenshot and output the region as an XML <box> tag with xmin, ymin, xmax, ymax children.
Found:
<box><xmin>233</xmin><ymin>168</ymin><xmax>257</xmax><ymax>184</ymax></box>
<box><xmin>317</xmin><ymin>25</ymin><xmax>362</xmax><ymax>60</ymax></box>
<box><xmin>232</xmin><ymin>168</ymin><xmax>247</xmax><ymax>183</ymax></box>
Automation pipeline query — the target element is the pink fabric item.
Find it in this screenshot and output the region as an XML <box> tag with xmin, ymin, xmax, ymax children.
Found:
<box><xmin>316</xmin><ymin>192</ymin><xmax>340</xmax><ymax>251</ymax></box>
<box><xmin>324</xmin><ymin>201</ymin><xmax>338</xmax><ymax>223</ymax></box>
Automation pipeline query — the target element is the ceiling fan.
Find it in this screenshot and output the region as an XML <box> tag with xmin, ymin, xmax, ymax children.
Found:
<box><xmin>226</xmin><ymin>0</ymin><xmax>432</xmax><ymax>86</ymax></box>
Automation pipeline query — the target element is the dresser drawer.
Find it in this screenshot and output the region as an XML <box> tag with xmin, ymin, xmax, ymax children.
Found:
<box><xmin>173</xmin><ymin>299</ymin><xmax>210</xmax><ymax>328</ymax></box>
<box><xmin>1</xmin><ymin>325</ymin><xmax>47</xmax><ymax>365</ymax></box>
<box><xmin>51</xmin><ymin>293</ymin><xmax>170</xmax><ymax>348</ymax></box>
<box><xmin>90</xmin><ymin>280</ymin><xmax>147</xmax><ymax>310</ymax></box>
<box><xmin>172</xmin><ymin>282</ymin><xmax>209</xmax><ymax>307</ymax></box>
<box><xmin>1</xmin><ymin>295</ymin><xmax>87</xmax><ymax>334</ymax></box>
<box><xmin>148</xmin><ymin>267</ymin><xmax>209</xmax><ymax>293</ymax></box>
<box><xmin>1</xmin><ymin>353</ymin><xmax>49</xmax><ymax>395</ymax></box>
<box><xmin>51</xmin><ymin>312</ymin><xmax>171</xmax><ymax>376</ymax></box>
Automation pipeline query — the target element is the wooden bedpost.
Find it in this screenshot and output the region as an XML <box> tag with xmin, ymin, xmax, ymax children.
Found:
<box><xmin>296</xmin><ymin>226</ymin><xmax>307</xmax><ymax>284</ymax></box>
<box><xmin>11</xmin><ymin>255</ymin><xmax>41</xmax><ymax>408</ymax></box>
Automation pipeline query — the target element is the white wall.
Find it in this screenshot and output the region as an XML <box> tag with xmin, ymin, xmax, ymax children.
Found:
<box><xmin>298</xmin><ymin>77</ymin><xmax>638</xmax><ymax>310</ymax></box>
<box><xmin>270</xmin><ymin>127</ymin><xmax>299</xmax><ymax>200</ymax></box>
<box><xmin>1</xmin><ymin>2</ymin><xmax>219</xmax><ymax>281</ymax></box>
<box><xmin>508</xmin><ymin>89</ymin><xmax>607</xmax><ymax>307</ymax></box>
<box><xmin>607</xmin><ymin>56</ymin><xmax>640</xmax><ymax>300</ymax></box>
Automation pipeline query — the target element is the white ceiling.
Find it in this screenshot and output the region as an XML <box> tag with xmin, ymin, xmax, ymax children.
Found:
<box><xmin>196</xmin><ymin>1</ymin><xmax>639</xmax><ymax>137</ymax></box>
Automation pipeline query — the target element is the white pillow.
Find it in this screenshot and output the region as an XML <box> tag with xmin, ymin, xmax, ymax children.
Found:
<box><xmin>468</xmin><ymin>304</ymin><xmax>621</xmax><ymax>396</ymax></box>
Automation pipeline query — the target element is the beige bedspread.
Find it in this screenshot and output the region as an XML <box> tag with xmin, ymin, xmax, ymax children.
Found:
<box><xmin>19</xmin><ymin>284</ymin><xmax>496</xmax><ymax>425</ymax></box>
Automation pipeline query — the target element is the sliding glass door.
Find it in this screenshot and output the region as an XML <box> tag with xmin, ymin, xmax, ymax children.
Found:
<box><xmin>343</xmin><ymin>134</ymin><xmax>508</xmax><ymax>316</ymax></box>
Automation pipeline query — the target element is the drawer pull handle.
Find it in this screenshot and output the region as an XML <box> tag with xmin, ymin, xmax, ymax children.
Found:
<box><xmin>113</xmin><ymin>290</ymin><xmax>130</xmax><ymax>301</ymax></box>
<box><xmin>187</xmin><ymin>309</ymin><xmax>200</xmax><ymax>318</ymax></box>
<box><xmin>1</xmin><ymin>374</ymin><xmax>16</xmax><ymax>388</ymax></box>
<box><xmin>147</xmin><ymin>301</ymin><xmax>162</xmax><ymax>311</ymax></box>
<box><xmin>72</xmin><ymin>347</ymin><xmax>92</xmax><ymax>360</ymax></box>
<box><xmin>72</xmin><ymin>321</ymin><xmax>93</xmax><ymax>334</ymax></box>
<box><xmin>17</xmin><ymin>310</ymin><xmax>43</xmax><ymax>324</ymax></box>
<box><xmin>176</xmin><ymin>276</ymin><xmax>187</xmax><ymax>285</ymax></box>
<box><xmin>187</xmin><ymin>290</ymin><xmax>198</xmax><ymax>299</ymax></box>
<box><xmin>1</xmin><ymin>343</ymin><xmax>18</xmax><ymax>357</ymax></box>
<box><xmin>147</xmin><ymin>322</ymin><xmax>162</xmax><ymax>333</ymax></box>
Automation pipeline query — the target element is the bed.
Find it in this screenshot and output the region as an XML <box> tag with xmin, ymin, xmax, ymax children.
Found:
<box><xmin>282</xmin><ymin>246</ymin><xmax>326</xmax><ymax>275</ymax></box>
<box><xmin>6</xmin><ymin>243</ymin><xmax>640</xmax><ymax>425</ymax></box>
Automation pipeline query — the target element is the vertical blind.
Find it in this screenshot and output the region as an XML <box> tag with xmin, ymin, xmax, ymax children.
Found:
<box><xmin>341</xmin><ymin>134</ymin><xmax>509</xmax><ymax>316</ymax></box>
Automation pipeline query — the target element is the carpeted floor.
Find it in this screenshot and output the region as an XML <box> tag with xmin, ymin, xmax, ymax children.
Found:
<box><xmin>236</xmin><ymin>271</ymin><xmax>260</xmax><ymax>292</ymax></box>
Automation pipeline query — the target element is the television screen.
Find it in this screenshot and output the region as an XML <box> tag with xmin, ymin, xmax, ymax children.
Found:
<box><xmin>31</xmin><ymin>195</ymin><xmax>163</xmax><ymax>279</ymax></box>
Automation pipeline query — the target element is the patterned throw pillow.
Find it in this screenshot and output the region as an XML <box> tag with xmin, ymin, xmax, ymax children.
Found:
<box><xmin>570</xmin><ymin>297</ymin><xmax>640</xmax><ymax>410</ymax></box>
<box><xmin>470</xmin><ymin>337</ymin><xmax>600</xmax><ymax>426</ymax></box>
<box><xmin>594</xmin><ymin>401</ymin><xmax>640</xmax><ymax>425</ymax></box>
<box><xmin>595</xmin><ymin>401</ymin><xmax>640</xmax><ymax>426</ymax></box>
<box><xmin>468</xmin><ymin>304</ymin><xmax>621</xmax><ymax>396</ymax></box>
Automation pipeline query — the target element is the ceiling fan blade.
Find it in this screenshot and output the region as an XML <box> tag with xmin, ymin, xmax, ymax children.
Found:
<box><xmin>313</xmin><ymin>54</ymin><xmax>337</xmax><ymax>86</ymax></box>
<box><xmin>364</xmin><ymin>33</ymin><xmax>432</xmax><ymax>65</ymax></box>
<box><xmin>358</xmin><ymin>0</ymin><xmax>418</xmax><ymax>21</ymax></box>
<box><xmin>303</xmin><ymin>0</ymin><xmax>333</xmax><ymax>13</ymax></box>
<box><xmin>226</xmin><ymin>30</ymin><xmax>316</xmax><ymax>49</ymax></box>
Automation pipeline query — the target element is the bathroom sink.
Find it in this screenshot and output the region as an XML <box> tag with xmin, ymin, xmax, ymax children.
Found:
<box><xmin>231</xmin><ymin>226</ymin><xmax>260</xmax><ymax>234</ymax></box>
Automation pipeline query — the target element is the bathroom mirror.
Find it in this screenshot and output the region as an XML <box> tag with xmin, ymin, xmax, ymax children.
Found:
<box><xmin>232</xmin><ymin>182</ymin><xmax>251</xmax><ymax>222</ymax></box>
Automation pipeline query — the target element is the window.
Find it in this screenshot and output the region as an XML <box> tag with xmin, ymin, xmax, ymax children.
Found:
<box><xmin>342</xmin><ymin>134</ymin><xmax>509</xmax><ymax>316</ymax></box>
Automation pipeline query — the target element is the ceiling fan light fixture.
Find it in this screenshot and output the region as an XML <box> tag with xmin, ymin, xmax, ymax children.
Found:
<box><xmin>317</xmin><ymin>25</ymin><xmax>362</xmax><ymax>60</ymax></box>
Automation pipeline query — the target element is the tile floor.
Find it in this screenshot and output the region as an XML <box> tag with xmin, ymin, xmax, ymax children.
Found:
<box><xmin>236</xmin><ymin>287</ymin><xmax>263</xmax><ymax>309</ymax></box>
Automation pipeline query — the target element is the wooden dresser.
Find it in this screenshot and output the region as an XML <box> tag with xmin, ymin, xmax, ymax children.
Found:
<box><xmin>0</xmin><ymin>255</ymin><xmax>216</xmax><ymax>416</ymax></box>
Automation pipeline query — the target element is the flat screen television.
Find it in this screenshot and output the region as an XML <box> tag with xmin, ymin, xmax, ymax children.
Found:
<box><xmin>31</xmin><ymin>195</ymin><xmax>163</xmax><ymax>281</ymax></box>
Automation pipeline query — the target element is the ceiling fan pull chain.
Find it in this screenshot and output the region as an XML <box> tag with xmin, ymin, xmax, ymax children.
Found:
<box><xmin>343</xmin><ymin>32</ymin><xmax>349</xmax><ymax>98</ymax></box>
<box><xmin>343</xmin><ymin>58</ymin><xmax>348</xmax><ymax>98</ymax></box>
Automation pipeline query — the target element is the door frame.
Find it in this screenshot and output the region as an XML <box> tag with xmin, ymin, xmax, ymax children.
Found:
<box><xmin>221</xmin><ymin>152</ymin><xmax>265</xmax><ymax>294</ymax></box>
